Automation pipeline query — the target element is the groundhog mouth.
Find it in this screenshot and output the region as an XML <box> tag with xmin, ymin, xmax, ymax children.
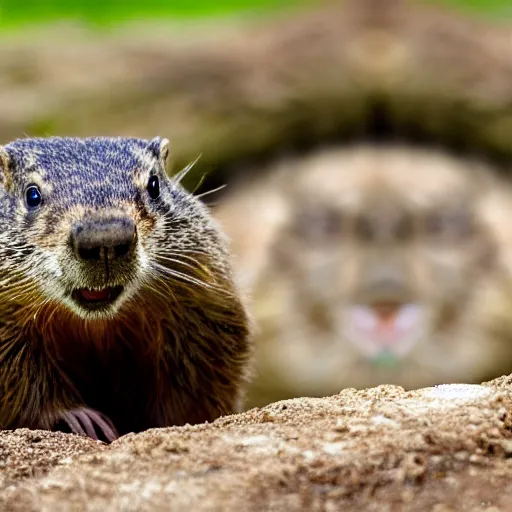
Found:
<box><xmin>71</xmin><ymin>286</ymin><xmax>124</xmax><ymax>311</ymax></box>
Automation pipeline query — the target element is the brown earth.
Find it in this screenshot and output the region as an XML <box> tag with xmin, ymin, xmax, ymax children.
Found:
<box><xmin>2</xmin><ymin>376</ymin><xmax>512</xmax><ymax>510</ymax></box>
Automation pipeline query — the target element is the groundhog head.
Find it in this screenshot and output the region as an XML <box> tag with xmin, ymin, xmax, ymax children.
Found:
<box><xmin>0</xmin><ymin>136</ymin><xmax>225</xmax><ymax>321</ymax></box>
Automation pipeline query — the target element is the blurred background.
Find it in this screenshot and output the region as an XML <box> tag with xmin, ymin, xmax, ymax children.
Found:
<box><xmin>4</xmin><ymin>0</ymin><xmax>512</xmax><ymax>408</ymax></box>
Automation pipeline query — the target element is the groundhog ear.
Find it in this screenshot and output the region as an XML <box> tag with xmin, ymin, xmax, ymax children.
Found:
<box><xmin>147</xmin><ymin>137</ymin><xmax>170</xmax><ymax>168</ymax></box>
<box><xmin>0</xmin><ymin>146</ymin><xmax>11</xmax><ymax>189</ymax></box>
<box><xmin>159</xmin><ymin>138</ymin><xmax>170</xmax><ymax>165</ymax></box>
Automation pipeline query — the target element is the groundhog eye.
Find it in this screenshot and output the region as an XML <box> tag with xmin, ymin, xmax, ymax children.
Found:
<box><xmin>147</xmin><ymin>175</ymin><xmax>160</xmax><ymax>200</ymax></box>
<box><xmin>25</xmin><ymin>185</ymin><xmax>42</xmax><ymax>209</ymax></box>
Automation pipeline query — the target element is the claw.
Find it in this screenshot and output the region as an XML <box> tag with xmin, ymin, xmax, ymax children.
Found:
<box><xmin>56</xmin><ymin>408</ymin><xmax>119</xmax><ymax>443</ymax></box>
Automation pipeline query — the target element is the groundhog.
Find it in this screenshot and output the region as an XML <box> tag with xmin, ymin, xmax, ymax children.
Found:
<box><xmin>0</xmin><ymin>136</ymin><xmax>252</xmax><ymax>442</ymax></box>
<box><xmin>214</xmin><ymin>144</ymin><xmax>512</xmax><ymax>407</ymax></box>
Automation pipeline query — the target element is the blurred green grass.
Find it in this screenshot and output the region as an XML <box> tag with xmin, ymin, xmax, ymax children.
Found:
<box><xmin>0</xmin><ymin>0</ymin><xmax>510</xmax><ymax>29</ymax></box>
<box><xmin>0</xmin><ymin>0</ymin><xmax>307</xmax><ymax>28</ymax></box>
<box><xmin>431</xmin><ymin>0</ymin><xmax>512</xmax><ymax>18</ymax></box>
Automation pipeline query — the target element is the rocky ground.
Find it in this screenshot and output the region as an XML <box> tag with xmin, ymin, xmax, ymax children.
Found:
<box><xmin>1</xmin><ymin>377</ymin><xmax>512</xmax><ymax>510</ymax></box>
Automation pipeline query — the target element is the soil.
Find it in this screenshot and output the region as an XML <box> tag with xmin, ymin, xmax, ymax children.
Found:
<box><xmin>1</xmin><ymin>377</ymin><xmax>512</xmax><ymax>510</ymax></box>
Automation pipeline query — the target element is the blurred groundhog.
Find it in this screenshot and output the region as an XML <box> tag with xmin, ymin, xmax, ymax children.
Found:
<box><xmin>214</xmin><ymin>144</ymin><xmax>512</xmax><ymax>407</ymax></box>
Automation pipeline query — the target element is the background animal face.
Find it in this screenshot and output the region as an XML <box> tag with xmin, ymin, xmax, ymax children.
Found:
<box><xmin>215</xmin><ymin>145</ymin><xmax>512</xmax><ymax>405</ymax></box>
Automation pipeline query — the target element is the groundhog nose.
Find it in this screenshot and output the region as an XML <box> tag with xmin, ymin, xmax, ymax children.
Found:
<box><xmin>71</xmin><ymin>217</ymin><xmax>137</xmax><ymax>263</ymax></box>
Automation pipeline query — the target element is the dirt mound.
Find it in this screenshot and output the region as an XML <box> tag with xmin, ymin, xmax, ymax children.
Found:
<box><xmin>1</xmin><ymin>378</ymin><xmax>512</xmax><ymax>510</ymax></box>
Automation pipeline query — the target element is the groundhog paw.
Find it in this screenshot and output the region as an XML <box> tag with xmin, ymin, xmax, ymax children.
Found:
<box><xmin>54</xmin><ymin>407</ymin><xmax>119</xmax><ymax>443</ymax></box>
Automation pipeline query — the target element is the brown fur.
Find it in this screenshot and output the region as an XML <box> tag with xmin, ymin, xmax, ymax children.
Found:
<box><xmin>1</xmin><ymin>274</ymin><xmax>249</xmax><ymax>435</ymax></box>
<box><xmin>0</xmin><ymin>136</ymin><xmax>252</xmax><ymax>440</ymax></box>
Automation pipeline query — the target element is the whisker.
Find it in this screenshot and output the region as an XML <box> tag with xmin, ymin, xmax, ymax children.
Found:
<box><xmin>161</xmin><ymin>251</ymin><xmax>206</xmax><ymax>267</ymax></box>
<box><xmin>191</xmin><ymin>173</ymin><xmax>207</xmax><ymax>196</ymax></box>
<box><xmin>153</xmin><ymin>249</ymin><xmax>212</xmax><ymax>268</ymax></box>
<box><xmin>153</xmin><ymin>253</ymin><xmax>215</xmax><ymax>281</ymax></box>
<box><xmin>154</xmin><ymin>254</ymin><xmax>201</xmax><ymax>274</ymax></box>
<box><xmin>195</xmin><ymin>184</ymin><xmax>227</xmax><ymax>201</ymax></box>
<box><xmin>150</xmin><ymin>262</ymin><xmax>229</xmax><ymax>296</ymax></box>
<box><xmin>151</xmin><ymin>262</ymin><xmax>213</xmax><ymax>288</ymax></box>
<box><xmin>172</xmin><ymin>154</ymin><xmax>202</xmax><ymax>185</ymax></box>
